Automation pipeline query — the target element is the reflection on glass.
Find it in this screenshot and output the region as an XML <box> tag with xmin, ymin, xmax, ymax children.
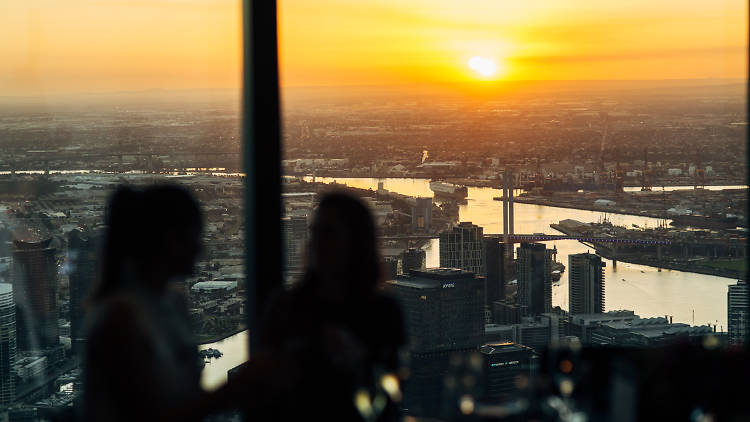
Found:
<box><xmin>1</xmin><ymin>0</ymin><xmax>243</xmax><ymax>417</ymax></box>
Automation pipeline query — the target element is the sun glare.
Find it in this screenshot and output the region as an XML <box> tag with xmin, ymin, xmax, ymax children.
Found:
<box><xmin>468</xmin><ymin>56</ymin><xmax>497</xmax><ymax>77</ymax></box>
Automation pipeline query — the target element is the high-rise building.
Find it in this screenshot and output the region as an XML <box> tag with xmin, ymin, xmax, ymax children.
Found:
<box><xmin>388</xmin><ymin>268</ymin><xmax>485</xmax><ymax>417</ymax></box>
<box><xmin>483</xmin><ymin>238</ymin><xmax>506</xmax><ymax>307</ymax></box>
<box><xmin>439</xmin><ymin>222</ymin><xmax>484</xmax><ymax>275</ymax></box>
<box><xmin>12</xmin><ymin>239</ymin><xmax>59</xmax><ymax>350</ymax></box>
<box><xmin>411</xmin><ymin>197</ymin><xmax>432</xmax><ymax>232</ymax></box>
<box><xmin>281</xmin><ymin>214</ymin><xmax>309</xmax><ymax>272</ymax></box>
<box><xmin>389</xmin><ymin>268</ymin><xmax>485</xmax><ymax>352</ymax></box>
<box><xmin>516</xmin><ymin>243</ymin><xmax>552</xmax><ymax>316</ymax></box>
<box><xmin>479</xmin><ymin>342</ymin><xmax>534</xmax><ymax>403</ymax></box>
<box><xmin>8</xmin><ymin>407</ymin><xmax>37</xmax><ymax>422</ymax></box>
<box><xmin>67</xmin><ymin>229</ymin><xmax>98</xmax><ymax>355</ymax></box>
<box><xmin>492</xmin><ymin>300</ymin><xmax>522</xmax><ymax>325</ymax></box>
<box><xmin>568</xmin><ymin>253</ymin><xmax>605</xmax><ymax>315</ymax></box>
<box><xmin>401</xmin><ymin>248</ymin><xmax>426</xmax><ymax>273</ymax></box>
<box><xmin>0</xmin><ymin>283</ymin><xmax>16</xmax><ymax>406</ymax></box>
<box><xmin>728</xmin><ymin>280</ymin><xmax>748</xmax><ymax>345</ymax></box>
<box><xmin>502</xmin><ymin>169</ymin><xmax>515</xmax><ymax>260</ymax></box>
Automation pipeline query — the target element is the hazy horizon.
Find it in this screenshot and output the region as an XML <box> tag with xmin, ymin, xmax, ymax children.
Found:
<box><xmin>2</xmin><ymin>1</ymin><xmax>746</xmax><ymax>97</ymax></box>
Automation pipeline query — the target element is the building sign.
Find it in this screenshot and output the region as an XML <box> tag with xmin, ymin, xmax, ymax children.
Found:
<box><xmin>490</xmin><ymin>360</ymin><xmax>520</xmax><ymax>367</ymax></box>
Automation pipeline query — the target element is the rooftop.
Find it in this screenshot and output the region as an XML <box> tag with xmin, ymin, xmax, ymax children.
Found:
<box><xmin>570</xmin><ymin>310</ymin><xmax>637</xmax><ymax>325</ymax></box>
<box><xmin>480</xmin><ymin>342</ymin><xmax>530</xmax><ymax>355</ymax></box>
<box><xmin>192</xmin><ymin>281</ymin><xmax>238</xmax><ymax>291</ymax></box>
<box><xmin>389</xmin><ymin>268</ymin><xmax>480</xmax><ymax>289</ymax></box>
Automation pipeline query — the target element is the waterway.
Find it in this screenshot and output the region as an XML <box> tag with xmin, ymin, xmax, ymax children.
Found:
<box><xmin>306</xmin><ymin>177</ymin><xmax>736</xmax><ymax>328</ymax></box>
<box><xmin>200</xmin><ymin>176</ymin><xmax>739</xmax><ymax>389</ymax></box>
<box><xmin>199</xmin><ymin>331</ymin><xmax>249</xmax><ymax>391</ymax></box>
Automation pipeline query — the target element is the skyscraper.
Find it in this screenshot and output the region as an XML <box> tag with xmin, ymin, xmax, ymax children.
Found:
<box><xmin>568</xmin><ymin>253</ymin><xmax>605</xmax><ymax>315</ymax></box>
<box><xmin>388</xmin><ymin>268</ymin><xmax>485</xmax><ymax>417</ymax></box>
<box><xmin>281</xmin><ymin>214</ymin><xmax>309</xmax><ymax>272</ymax></box>
<box><xmin>439</xmin><ymin>222</ymin><xmax>484</xmax><ymax>275</ymax></box>
<box><xmin>389</xmin><ymin>268</ymin><xmax>485</xmax><ymax>352</ymax></box>
<box><xmin>11</xmin><ymin>239</ymin><xmax>59</xmax><ymax>350</ymax></box>
<box><xmin>68</xmin><ymin>229</ymin><xmax>98</xmax><ymax>355</ymax></box>
<box><xmin>727</xmin><ymin>280</ymin><xmax>748</xmax><ymax>345</ymax></box>
<box><xmin>479</xmin><ymin>342</ymin><xmax>534</xmax><ymax>403</ymax></box>
<box><xmin>0</xmin><ymin>283</ymin><xmax>16</xmax><ymax>406</ymax></box>
<box><xmin>482</xmin><ymin>238</ymin><xmax>506</xmax><ymax>307</ymax></box>
<box><xmin>516</xmin><ymin>243</ymin><xmax>552</xmax><ymax>316</ymax></box>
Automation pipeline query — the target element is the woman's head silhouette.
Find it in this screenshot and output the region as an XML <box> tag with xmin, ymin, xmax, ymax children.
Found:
<box><xmin>95</xmin><ymin>184</ymin><xmax>203</xmax><ymax>300</ymax></box>
<box><xmin>305</xmin><ymin>191</ymin><xmax>381</xmax><ymax>300</ymax></box>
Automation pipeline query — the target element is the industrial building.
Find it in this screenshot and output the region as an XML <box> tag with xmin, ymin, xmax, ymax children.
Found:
<box><xmin>589</xmin><ymin>317</ymin><xmax>716</xmax><ymax>347</ymax></box>
<box><xmin>568</xmin><ymin>311</ymin><xmax>637</xmax><ymax>344</ymax></box>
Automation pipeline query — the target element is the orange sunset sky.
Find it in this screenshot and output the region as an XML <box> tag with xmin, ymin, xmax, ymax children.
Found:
<box><xmin>1</xmin><ymin>0</ymin><xmax>747</xmax><ymax>96</ymax></box>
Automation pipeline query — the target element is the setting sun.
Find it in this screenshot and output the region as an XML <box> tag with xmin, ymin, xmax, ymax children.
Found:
<box><xmin>468</xmin><ymin>56</ymin><xmax>498</xmax><ymax>77</ymax></box>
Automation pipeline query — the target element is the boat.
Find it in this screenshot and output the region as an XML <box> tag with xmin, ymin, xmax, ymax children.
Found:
<box><xmin>670</xmin><ymin>214</ymin><xmax>739</xmax><ymax>230</ymax></box>
<box><xmin>429</xmin><ymin>181</ymin><xmax>468</xmax><ymax>200</ymax></box>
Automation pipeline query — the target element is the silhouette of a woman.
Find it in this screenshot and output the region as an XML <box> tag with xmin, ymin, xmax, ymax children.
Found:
<box><xmin>83</xmin><ymin>185</ymin><xmax>205</xmax><ymax>422</ymax></box>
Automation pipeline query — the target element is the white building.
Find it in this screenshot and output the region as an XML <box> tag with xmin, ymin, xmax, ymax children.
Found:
<box><xmin>667</xmin><ymin>168</ymin><xmax>682</xmax><ymax>176</ymax></box>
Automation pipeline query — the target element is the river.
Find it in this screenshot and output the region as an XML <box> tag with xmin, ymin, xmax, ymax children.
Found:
<box><xmin>200</xmin><ymin>176</ymin><xmax>739</xmax><ymax>389</ymax></box>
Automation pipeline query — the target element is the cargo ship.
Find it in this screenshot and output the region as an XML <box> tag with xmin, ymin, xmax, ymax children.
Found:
<box><xmin>429</xmin><ymin>181</ymin><xmax>468</xmax><ymax>201</ymax></box>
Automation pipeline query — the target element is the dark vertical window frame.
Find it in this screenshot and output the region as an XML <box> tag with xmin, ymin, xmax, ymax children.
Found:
<box><xmin>746</xmin><ymin>26</ymin><xmax>750</xmax><ymax>343</ymax></box>
<box><xmin>242</xmin><ymin>0</ymin><xmax>283</xmax><ymax>354</ymax></box>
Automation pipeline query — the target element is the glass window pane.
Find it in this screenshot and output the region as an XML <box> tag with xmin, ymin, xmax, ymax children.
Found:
<box><xmin>279</xmin><ymin>0</ymin><xmax>747</xmax><ymax>419</ymax></box>
<box><xmin>1</xmin><ymin>0</ymin><xmax>246</xmax><ymax>415</ymax></box>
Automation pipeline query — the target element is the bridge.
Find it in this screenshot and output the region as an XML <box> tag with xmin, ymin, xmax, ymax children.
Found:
<box><xmin>379</xmin><ymin>233</ymin><xmax>671</xmax><ymax>245</ymax></box>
